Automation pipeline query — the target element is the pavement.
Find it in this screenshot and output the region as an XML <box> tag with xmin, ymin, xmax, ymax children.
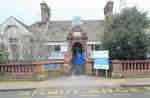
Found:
<box><xmin>0</xmin><ymin>75</ymin><xmax>150</xmax><ymax>91</ymax></box>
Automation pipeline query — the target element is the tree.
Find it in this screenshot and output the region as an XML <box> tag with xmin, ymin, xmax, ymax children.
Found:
<box><xmin>102</xmin><ymin>7</ymin><xmax>150</xmax><ymax>60</ymax></box>
<box><xmin>0</xmin><ymin>44</ymin><xmax>8</xmax><ymax>64</ymax></box>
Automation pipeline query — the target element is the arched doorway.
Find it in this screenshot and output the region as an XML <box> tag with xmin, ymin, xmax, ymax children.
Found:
<box><xmin>72</xmin><ymin>42</ymin><xmax>85</xmax><ymax>75</ymax></box>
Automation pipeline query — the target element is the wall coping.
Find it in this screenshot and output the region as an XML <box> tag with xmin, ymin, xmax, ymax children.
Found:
<box><xmin>112</xmin><ymin>60</ymin><xmax>150</xmax><ymax>64</ymax></box>
<box><xmin>0</xmin><ymin>60</ymin><xmax>64</xmax><ymax>66</ymax></box>
<box><xmin>112</xmin><ymin>59</ymin><xmax>120</xmax><ymax>64</ymax></box>
<box><xmin>32</xmin><ymin>60</ymin><xmax>64</xmax><ymax>65</ymax></box>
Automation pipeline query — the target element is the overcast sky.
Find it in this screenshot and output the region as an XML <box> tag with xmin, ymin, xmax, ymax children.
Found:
<box><xmin>0</xmin><ymin>0</ymin><xmax>149</xmax><ymax>25</ymax></box>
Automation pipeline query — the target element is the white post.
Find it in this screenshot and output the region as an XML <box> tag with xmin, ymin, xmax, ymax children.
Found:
<box><xmin>106</xmin><ymin>69</ymin><xmax>108</xmax><ymax>78</ymax></box>
<box><xmin>96</xmin><ymin>69</ymin><xmax>98</xmax><ymax>76</ymax></box>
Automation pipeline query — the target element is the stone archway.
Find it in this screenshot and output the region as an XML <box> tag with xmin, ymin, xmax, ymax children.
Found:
<box><xmin>67</xmin><ymin>24</ymin><xmax>88</xmax><ymax>75</ymax></box>
<box><xmin>71</xmin><ymin>42</ymin><xmax>85</xmax><ymax>75</ymax></box>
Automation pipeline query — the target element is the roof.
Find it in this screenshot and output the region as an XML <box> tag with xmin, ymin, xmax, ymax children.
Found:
<box><xmin>11</xmin><ymin>17</ymin><xmax>32</xmax><ymax>32</ymax></box>
<box><xmin>31</xmin><ymin>20</ymin><xmax>105</xmax><ymax>42</ymax></box>
<box><xmin>0</xmin><ymin>16</ymin><xmax>31</xmax><ymax>32</ymax></box>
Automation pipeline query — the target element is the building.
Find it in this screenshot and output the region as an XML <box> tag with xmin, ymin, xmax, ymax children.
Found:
<box><xmin>0</xmin><ymin>1</ymin><xmax>113</xmax><ymax>65</ymax></box>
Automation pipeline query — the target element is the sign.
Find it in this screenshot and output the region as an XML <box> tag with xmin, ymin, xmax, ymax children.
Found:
<box><xmin>92</xmin><ymin>51</ymin><xmax>109</xmax><ymax>69</ymax></box>
<box><xmin>43</xmin><ymin>64</ymin><xmax>58</xmax><ymax>70</ymax></box>
<box><xmin>61</xmin><ymin>45</ymin><xmax>68</xmax><ymax>52</ymax></box>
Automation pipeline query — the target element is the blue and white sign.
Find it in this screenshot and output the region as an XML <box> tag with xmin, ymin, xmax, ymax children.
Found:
<box><xmin>43</xmin><ymin>64</ymin><xmax>58</xmax><ymax>70</ymax></box>
<box><xmin>92</xmin><ymin>51</ymin><xmax>109</xmax><ymax>69</ymax></box>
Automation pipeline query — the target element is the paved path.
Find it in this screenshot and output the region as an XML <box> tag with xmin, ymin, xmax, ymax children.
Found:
<box><xmin>0</xmin><ymin>75</ymin><xmax>120</xmax><ymax>90</ymax></box>
<box><xmin>1</xmin><ymin>75</ymin><xmax>150</xmax><ymax>90</ymax></box>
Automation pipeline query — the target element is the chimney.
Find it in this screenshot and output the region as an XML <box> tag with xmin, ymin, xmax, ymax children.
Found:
<box><xmin>104</xmin><ymin>1</ymin><xmax>113</xmax><ymax>20</ymax></box>
<box><xmin>40</xmin><ymin>1</ymin><xmax>51</xmax><ymax>23</ymax></box>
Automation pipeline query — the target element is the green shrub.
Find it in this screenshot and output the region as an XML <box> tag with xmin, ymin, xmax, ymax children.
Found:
<box><xmin>0</xmin><ymin>51</ymin><xmax>8</xmax><ymax>64</ymax></box>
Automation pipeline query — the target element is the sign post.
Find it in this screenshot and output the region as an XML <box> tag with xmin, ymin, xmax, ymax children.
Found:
<box><xmin>106</xmin><ymin>69</ymin><xmax>108</xmax><ymax>78</ymax></box>
<box><xmin>96</xmin><ymin>69</ymin><xmax>98</xmax><ymax>76</ymax></box>
<box><xmin>92</xmin><ymin>50</ymin><xmax>109</xmax><ymax>78</ymax></box>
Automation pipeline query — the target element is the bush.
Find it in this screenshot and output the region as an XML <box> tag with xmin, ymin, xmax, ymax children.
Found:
<box><xmin>0</xmin><ymin>51</ymin><xmax>8</xmax><ymax>64</ymax></box>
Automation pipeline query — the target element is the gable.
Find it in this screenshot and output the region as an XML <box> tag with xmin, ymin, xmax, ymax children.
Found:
<box><xmin>0</xmin><ymin>16</ymin><xmax>32</xmax><ymax>36</ymax></box>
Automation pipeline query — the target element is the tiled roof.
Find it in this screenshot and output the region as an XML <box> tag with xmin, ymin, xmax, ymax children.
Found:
<box><xmin>8</xmin><ymin>16</ymin><xmax>32</xmax><ymax>32</ymax></box>
<box><xmin>31</xmin><ymin>20</ymin><xmax>105</xmax><ymax>42</ymax></box>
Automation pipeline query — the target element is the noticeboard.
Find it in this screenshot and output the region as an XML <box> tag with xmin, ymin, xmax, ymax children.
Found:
<box><xmin>92</xmin><ymin>50</ymin><xmax>109</xmax><ymax>69</ymax></box>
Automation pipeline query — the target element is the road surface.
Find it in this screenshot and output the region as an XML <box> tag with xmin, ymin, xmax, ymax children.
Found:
<box><xmin>1</xmin><ymin>86</ymin><xmax>150</xmax><ymax>98</ymax></box>
<box><xmin>1</xmin><ymin>75</ymin><xmax>150</xmax><ymax>98</ymax></box>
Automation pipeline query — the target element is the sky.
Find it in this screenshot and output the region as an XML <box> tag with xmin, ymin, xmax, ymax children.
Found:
<box><xmin>0</xmin><ymin>0</ymin><xmax>149</xmax><ymax>25</ymax></box>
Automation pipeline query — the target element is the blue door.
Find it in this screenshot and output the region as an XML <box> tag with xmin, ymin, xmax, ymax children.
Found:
<box><xmin>72</xmin><ymin>43</ymin><xmax>85</xmax><ymax>75</ymax></box>
<box><xmin>73</xmin><ymin>48</ymin><xmax>84</xmax><ymax>65</ymax></box>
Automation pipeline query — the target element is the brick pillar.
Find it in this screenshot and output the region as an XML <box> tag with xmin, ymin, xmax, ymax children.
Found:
<box><xmin>85</xmin><ymin>62</ymin><xmax>93</xmax><ymax>75</ymax></box>
<box><xmin>85</xmin><ymin>57</ymin><xmax>93</xmax><ymax>75</ymax></box>
<box><xmin>63</xmin><ymin>53</ymin><xmax>71</xmax><ymax>74</ymax></box>
<box><xmin>18</xmin><ymin>65</ymin><xmax>21</xmax><ymax>72</ymax></box>
<box><xmin>4</xmin><ymin>66</ymin><xmax>6</xmax><ymax>72</ymax></box>
<box><xmin>22</xmin><ymin>66</ymin><xmax>25</xmax><ymax>72</ymax></box>
<box><xmin>112</xmin><ymin>60</ymin><xmax>123</xmax><ymax>78</ymax></box>
<box><xmin>0</xmin><ymin>66</ymin><xmax>3</xmax><ymax>72</ymax></box>
<box><xmin>1</xmin><ymin>66</ymin><xmax>3</xmax><ymax>72</ymax></box>
<box><xmin>33</xmin><ymin>64</ymin><xmax>43</xmax><ymax>73</ymax></box>
<box><xmin>11</xmin><ymin>66</ymin><xmax>14</xmax><ymax>72</ymax></box>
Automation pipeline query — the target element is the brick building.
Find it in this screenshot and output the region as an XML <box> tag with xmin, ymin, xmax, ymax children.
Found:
<box><xmin>0</xmin><ymin>1</ymin><xmax>113</xmax><ymax>73</ymax></box>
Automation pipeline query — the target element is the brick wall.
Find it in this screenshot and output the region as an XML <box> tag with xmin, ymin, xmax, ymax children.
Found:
<box><xmin>0</xmin><ymin>60</ymin><xmax>65</xmax><ymax>80</ymax></box>
<box><xmin>0</xmin><ymin>63</ymin><xmax>34</xmax><ymax>80</ymax></box>
<box><xmin>112</xmin><ymin>60</ymin><xmax>150</xmax><ymax>78</ymax></box>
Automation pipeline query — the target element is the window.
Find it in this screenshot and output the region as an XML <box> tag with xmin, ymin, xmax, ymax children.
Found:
<box><xmin>9</xmin><ymin>38</ymin><xmax>18</xmax><ymax>43</ymax></box>
<box><xmin>88</xmin><ymin>44</ymin><xmax>101</xmax><ymax>51</ymax></box>
<box><xmin>54</xmin><ymin>45</ymin><xmax>60</xmax><ymax>52</ymax></box>
<box><xmin>73</xmin><ymin>32</ymin><xmax>81</xmax><ymax>37</ymax></box>
<box><xmin>5</xmin><ymin>25</ymin><xmax>18</xmax><ymax>38</ymax></box>
<box><xmin>95</xmin><ymin>44</ymin><xmax>101</xmax><ymax>51</ymax></box>
<box><xmin>10</xmin><ymin>44</ymin><xmax>19</xmax><ymax>60</ymax></box>
<box><xmin>91</xmin><ymin>45</ymin><xmax>94</xmax><ymax>51</ymax></box>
